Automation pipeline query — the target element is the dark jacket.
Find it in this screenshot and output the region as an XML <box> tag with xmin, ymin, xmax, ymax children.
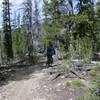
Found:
<box><xmin>47</xmin><ymin>46</ymin><xmax>55</xmax><ymax>56</ymax></box>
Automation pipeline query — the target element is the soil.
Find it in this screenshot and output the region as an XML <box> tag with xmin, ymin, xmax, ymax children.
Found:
<box><xmin>0</xmin><ymin>57</ymin><xmax>88</xmax><ymax>100</ymax></box>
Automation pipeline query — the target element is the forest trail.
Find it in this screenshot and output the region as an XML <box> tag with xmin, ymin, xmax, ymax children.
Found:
<box><xmin>0</xmin><ymin>56</ymin><xmax>88</xmax><ymax>100</ymax></box>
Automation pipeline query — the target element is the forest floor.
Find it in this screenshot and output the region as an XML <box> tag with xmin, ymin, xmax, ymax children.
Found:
<box><xmin>0</xmin><ymin>55</ymin><xmax>93</xmax><ymax>100</ymax></box>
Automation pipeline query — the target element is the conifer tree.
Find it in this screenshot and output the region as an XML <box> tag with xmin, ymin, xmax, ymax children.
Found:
<box><xmin>2</xmin><ymin>0</ymin><xmax>13</xmax><ymax>61</ymax></box>
<box><xmin>0</xmin><ymin>31</ymin><xmax>2</xmax><ymax>64</ymax></box>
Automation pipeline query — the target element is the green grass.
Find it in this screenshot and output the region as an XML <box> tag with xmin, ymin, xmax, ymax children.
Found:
<box><xmin>88</xmin><ymin>82</ymin><xmax>98</xmax><ymax>90</ymax></box>
<box><xmin>88</xmin><ymin>70</ymin><xmax>97</xmax><ymax>77</ymax></box>
<box><xmin>94</xmin><ymin>65</ymin><xmax>100</xmax><ymax>72</ymax></box>
<box><xmin>65</xmin><ymin>65</ymin><xmax>100</xmax><ymax>100</ymax></box>
<box><xmin>65</xmin><ymin>79</ymin><xmax>85</xmax><ymax>88</ymax></box>
<box><xmin>78</xmin><ymin>93</ymin><xmax>100</xmax><ymax>100</ymax></box>
<box><xmin>88</xmin><ymin>65</ymin><xmax>100</xmax><ymax>80</ymax></box>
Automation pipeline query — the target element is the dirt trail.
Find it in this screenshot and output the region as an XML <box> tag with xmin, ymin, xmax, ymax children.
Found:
<box><xmin>0</xmin><ymin>71</ymin><xmax>46</xmax><ymax>100</ymax></box>
<box><xmin>0</xmin><ymin>59</ymin><xmax>88</xmax><ymax>100</ymax></box>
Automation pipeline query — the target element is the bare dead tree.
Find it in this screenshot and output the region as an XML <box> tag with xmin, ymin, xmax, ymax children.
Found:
<box><xmin>67</xmin><ymin>0</ymin><xmax>73</xmax><ymax>15</ymax></box>
<box><xmin>23</xmin><ymin>0</ymin><xmax>34</xmax><ymax>58</ymax></box>
<box><xmin>17</xmin><ymin>13</ymin><xmax>21</xmax><ymax>33</ymax></box>
<box><xmin>33</xmin><ymin>0</ymin><xmax>41</xmax><ymax>50</ymax></box>
<box><xmin>12</xmin><ymin>12</ymin><xmax>17</xmax><ymax>31</ymax></box>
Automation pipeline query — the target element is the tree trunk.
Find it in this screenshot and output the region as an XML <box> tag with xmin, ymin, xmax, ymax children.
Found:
<box><xmin>2</xmin><ymin>0</ymin><xmax>13</xmax><ymax>61</ymax></box>
<box><xmin>23</xmin><ymin>0</ymin><xmax>34</xmax><ymax>57</ymax></box>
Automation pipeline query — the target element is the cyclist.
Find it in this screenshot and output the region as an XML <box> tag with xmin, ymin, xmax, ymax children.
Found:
<box><xmin>46</xmin><ymin>42</ymin><xmax>55</xmax><ymax>67</ymax></box>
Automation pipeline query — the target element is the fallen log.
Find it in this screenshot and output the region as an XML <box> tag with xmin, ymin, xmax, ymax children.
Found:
<box><xmin>52</xmin><ymin>73</ymin><xmax>62</xmax><ymax>80</ymax></box>
<box><xmin>0</xmin><ymin>64</ymin><xmax>32</xmax><ymax>70</ymax></box>
<box><xmin>70</xmin><ymin>69</ymin><xmax>85</xmax><ymax>80</ymax></box>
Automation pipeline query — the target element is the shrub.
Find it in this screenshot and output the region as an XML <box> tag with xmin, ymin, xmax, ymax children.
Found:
<box><xmin>88</xmin><ymin>70</ymin><xmax>97</xmax><ymax>77</ymax></box>
<box><xmin>78</xmin><ymin>93</ymin><xmax>100</xmax><ymax>100</ymax></box>
<box><xmin>65</xmin><ymin>79</ymin><xmax>84</xmax><ymax>88</ymax></box>
<box><xmin>88</xmin><ymin>65</ymin><xmax>100</xmax><ymax>80</ymax></box>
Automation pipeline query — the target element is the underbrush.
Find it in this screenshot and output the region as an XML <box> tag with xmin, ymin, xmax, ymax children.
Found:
<box><xmin>65</xmin><ymin>79</ymin><xmax>84</xmax><ymax>88</ymax></box>
<box><xmin>78</xmin><ymin>65</ymin><xmax>100</xmax><ymax>100</ymax></box>
<box><xmin>78</xmin><ymin>93</ymin><xmax>100</xmax><ymax>100</ymax></box>
<box><xmin>88</xmin><ymin>65</ymin><xmax>100</xmax><ymax>80</ymax></box>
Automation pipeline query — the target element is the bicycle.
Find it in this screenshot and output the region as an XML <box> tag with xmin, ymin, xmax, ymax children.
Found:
<box><xmin>46</xmin><ymin>55</ymin><xmax>53</xmax><ymax>67</ymax></box>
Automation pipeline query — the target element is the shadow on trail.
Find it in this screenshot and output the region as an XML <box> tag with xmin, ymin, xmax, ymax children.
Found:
<box><xmin>0</xmin><ymin>60</ymin><xmax>47</xmax><ymax>86</ymax></box>
<box><xmin>0</xmin><ymin>54</ymin><xmax>61</xmax><ymax>87</ymax></box>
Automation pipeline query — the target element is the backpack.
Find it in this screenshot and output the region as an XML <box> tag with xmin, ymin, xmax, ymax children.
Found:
<box><xmin>52</xmin><ymin>48</ymin><xmax>55</xmax><ymax>55</ymax></box>
<box><xmin>47</xmin><ymin>46</ymin><xmax>55</xmax><ymax>55</ymax></box>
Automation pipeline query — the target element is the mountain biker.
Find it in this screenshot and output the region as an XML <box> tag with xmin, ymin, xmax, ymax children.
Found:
<box><xmin>46</xmin><ymin>42</ymin><xmax>55</xmax><ymax>67</ymax></box>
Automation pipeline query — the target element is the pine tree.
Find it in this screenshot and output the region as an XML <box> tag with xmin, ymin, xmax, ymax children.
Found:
<box><xmin>77</xmin><ymin>0</ymin><xmax>94</xmax><ymax>14</ymax></box>
<box><xmin>96</xmin><ymin>1</ymin><xmax>100</xmax><ymax>14</ymax></box>
<box><xmin>0</xmin><ymin>31</ymin><xmax>2</xmax><ymax>64</ymax></box>
<box><xmin>2</xmin><ymin>0</ymin><xmax>13</xmax><ymax>61</ymax></box>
